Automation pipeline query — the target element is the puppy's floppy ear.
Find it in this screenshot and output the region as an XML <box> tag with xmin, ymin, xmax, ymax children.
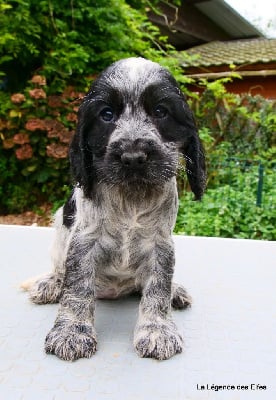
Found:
<box><xmin>69</xmin><ymin>104</ymin><xmax>96</xmax><ymax>198</ymax></box>
<box><xmin>181</xmin><ymin>107</ymin><xmax>206</xmax><ymax>200</ymax></box>
<box><xmin>182</xmin><ymin>133</ymin><xmax>206</xmax><ymax>200</ymax></box>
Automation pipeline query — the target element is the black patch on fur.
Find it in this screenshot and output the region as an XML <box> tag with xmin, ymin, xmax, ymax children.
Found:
<box><xmin>63</xmin><ymin>191</ymin><xmax>76</xmax><ymax>228</ymax></box>
<box><xmin>182</xmin><ymin>135</ymin><xmax>206</xmax><ymax>200</ymax></box>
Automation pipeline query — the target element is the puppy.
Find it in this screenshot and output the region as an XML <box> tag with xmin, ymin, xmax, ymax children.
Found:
<box><xmin>24</xmin><ymin>57</ymin><xmax>206</xmax><ymax>361</ymax></box>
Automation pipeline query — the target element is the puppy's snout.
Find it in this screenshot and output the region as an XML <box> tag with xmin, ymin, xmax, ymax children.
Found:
<box><xmin>109</xmin><ymin>138</ymin><xmax>158</xmax><ymax>167</ymax></box>
<box><xmin>121</xmin><ymin>151</ymin><xmax>147</xmax><ymax>168</ymax></box>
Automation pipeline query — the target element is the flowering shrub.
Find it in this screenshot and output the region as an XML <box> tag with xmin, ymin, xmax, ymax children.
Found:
<box><xmin>0</xmin><ymin>74</ymin><xmax>85</xmax><ymax>213</ymax></box>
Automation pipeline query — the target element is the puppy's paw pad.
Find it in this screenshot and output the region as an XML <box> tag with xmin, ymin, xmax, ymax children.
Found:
<box><xmin>171</xmin><ymin>283</ymin><xmax>192</xmax><ymax>310</ymax></box>
<box><xmin>134</xmin><ymin>322</ymin><xmax>183</xmax><ymax>360</ymax></box>
<box><xmin>29</xmin><ymin>274</ymin><xmax>62</xmax><ymax>304</ymax></box>
<box><xmin>45</xmin><ymin>323</ymin><xmax>97</xmax><ymax>361</ymax></box>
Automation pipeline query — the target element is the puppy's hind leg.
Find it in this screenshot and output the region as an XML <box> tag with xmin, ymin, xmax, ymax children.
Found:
<box><xmin>21</xmin><ymin>272</ymin><xmax>63</xmax><ymax>304</ymax></box>
<box><xmin>21</xmin><ymin>207</ymin><xmax>69</xmax><ymax>304</ymax></box>
<box><xmin>171</xmin><ymin>282</ymin><xmax>192</xmax><ymax>310</ymax></box>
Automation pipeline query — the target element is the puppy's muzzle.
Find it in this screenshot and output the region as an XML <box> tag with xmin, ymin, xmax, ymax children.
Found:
<box><xmin>108</xmin><ymin>139</ymin><xmax>157</xmax><ymax>168</ymax></box>
<box><xmin>121</xmin><ymin>151</ymin><xmax>147</xmax><ymax>168</ymax></box>
<box><xmin>105</xmin><ymin>137</ymin><xmax>176</xmax><ymax>185</ymax></box>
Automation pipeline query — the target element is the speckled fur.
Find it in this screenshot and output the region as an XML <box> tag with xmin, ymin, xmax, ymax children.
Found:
<box><xmin>24</xmin><ymin>58</ymin><xmax>205</xmax><ymax>361</ymax></box>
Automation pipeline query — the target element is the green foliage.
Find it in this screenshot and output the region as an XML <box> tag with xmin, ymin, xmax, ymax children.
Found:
<box><xmin>190</xmin><ymin>80</ymin><xmax>276</xmax><ymax>158</ymax></box>
<box><xmin>176</xmin><ymin>86</ymin><xmax>276</xmax><ymax>240</ymax></box>
<box><xmin>175</xmin><ymin>189</ymin><xmax>275</xmax><ymax>240</ymax></box>
<box><xmin>0</xmin><ymin>0</ymin><xmax>178</xmax><ymax>91</ymax></box>
<box><xmin>175</xmin><ymin>163</ymin><xmax>276</xmax><ymax>240</ymax></box>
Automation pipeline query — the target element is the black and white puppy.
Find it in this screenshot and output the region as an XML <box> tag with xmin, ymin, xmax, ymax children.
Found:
<box><xmin>24</xmin><ymin>57</ymin><xmax>206</xmax><ymax>361</ymax></box>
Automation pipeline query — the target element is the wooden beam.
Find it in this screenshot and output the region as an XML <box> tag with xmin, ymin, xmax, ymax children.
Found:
<box><xmin>186</xmin><ymin>70</ymin><xmax>276</xmax><ymax>79</ymax></box>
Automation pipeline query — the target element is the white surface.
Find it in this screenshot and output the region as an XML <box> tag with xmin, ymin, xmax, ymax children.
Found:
<box><xmin>0</xmin><ymin>225</ymin><xmax>275</xmax><ymax>400</ymax></box>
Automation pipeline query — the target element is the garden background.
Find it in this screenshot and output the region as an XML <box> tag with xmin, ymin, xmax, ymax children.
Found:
<box><xmin>0</xmin><ymin>0</ymin><xmax>275</xmax><ymax>239</ymax></box>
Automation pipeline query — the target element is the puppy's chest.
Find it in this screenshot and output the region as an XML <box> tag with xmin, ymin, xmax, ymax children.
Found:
<box><xmin>96</xmin><ymin>208</ymin><xmax>153</xmax><ymax>276</ymax></box>
<box><xmin>90</xmin><ymin>187</ymin><xmax>177</xmax><ymax>278</ymax></box>
<box><xmin>94</xmin><ymin>218</ymin><xmax>147</xmax><ymax>299</ymax></box>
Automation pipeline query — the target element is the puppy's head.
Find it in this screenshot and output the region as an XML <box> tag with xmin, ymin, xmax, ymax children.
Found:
<box><xmin>70</xmin><ymin>57</ymin><xmax>206</xmax><ymax>199</ymax></box>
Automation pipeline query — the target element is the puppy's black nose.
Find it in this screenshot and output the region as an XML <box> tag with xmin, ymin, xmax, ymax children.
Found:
<box><xmin>121</xmin><ymin>151</ymin><xmax>147</xmax><ymax>168</ymax></box>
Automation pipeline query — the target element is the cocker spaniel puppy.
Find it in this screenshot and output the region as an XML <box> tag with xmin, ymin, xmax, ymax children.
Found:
<box><xmin>24</xmin><ymin>57</ymin><xmax>206</xmax><ymax>361</ymax></box>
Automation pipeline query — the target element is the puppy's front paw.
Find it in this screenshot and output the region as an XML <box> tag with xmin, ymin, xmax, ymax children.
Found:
<box><xmin>45</xmin><ymin>321</ymin><xmax>97</xmax><ymax>361</ymax></box>
<box><xmin>134</xmin><ymin>320</ymin><xmax>183</xmax><ymax>360</ymax></box>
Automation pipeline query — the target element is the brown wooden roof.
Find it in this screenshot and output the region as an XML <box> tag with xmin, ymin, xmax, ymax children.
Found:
<box><xmin>180</xmin><ymin>39</ymin><xmax>276</xmax><ymax>67</ymax></box>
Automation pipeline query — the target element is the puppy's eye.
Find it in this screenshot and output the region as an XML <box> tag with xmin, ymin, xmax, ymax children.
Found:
<box><xmin>100</xmin><ymin>107</ymin><xmax>114</xmax><ymax>122</ymax></box>
<box><xmin>153</xmin><ymin>105</ymin><xmax>167</xmax><ymax>118</ymax></box>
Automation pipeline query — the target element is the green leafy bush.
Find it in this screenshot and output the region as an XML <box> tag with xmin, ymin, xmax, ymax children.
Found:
<box><xmin>0</xmin><ymin>0</ymin><xmax>167</xmax><ymax>89</ymax></box>
<box><xmin>189</xmin><ymin>80</ymin><xmax>276</xmax><ymax>158</ymax></box>
<box><xmin>176</xmin><ymin>123</ymin><xmax>276</xmax><ymax>241</ymax></box>
<box><xmin>175</xmin><ymin>166</ymin><xmax>276</xmax><ymax>240</ymax></box>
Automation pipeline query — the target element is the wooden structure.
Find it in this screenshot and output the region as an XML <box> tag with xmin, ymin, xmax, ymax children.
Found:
<box><xmin>181</xmin><ymin>39</ymin><xmax>276</xmax><ymax>98</ymax></box>
<box><xmin>148</xmin><ymin>0</ymin><xmax>263</xmax><ymax>50</ymax></box>
<box><xmin>148</xmin><ymin>1</ymin><xmax>276</xmax><ymax>98</ymax></box>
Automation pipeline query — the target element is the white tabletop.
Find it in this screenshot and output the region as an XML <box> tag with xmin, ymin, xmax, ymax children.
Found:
<box><xmin>0</xmin><ymin>225</ymin><xmax>275</xmax><ymax>399</ymax></box>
